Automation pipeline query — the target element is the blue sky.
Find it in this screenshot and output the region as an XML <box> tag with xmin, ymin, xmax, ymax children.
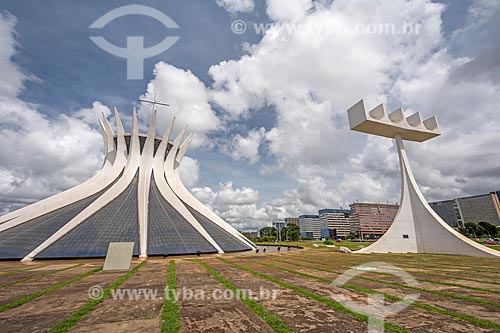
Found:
<box><xmin>1</xmin><ymin>0</ymin><xmax>499</xmax><ymax>230</ymax></box>
<box><xmin>2</xmin><ymin>0</ymin><xmax>289</xmax><ymax>198</ymax></box>
<box><xmin>6</xmin><ymin>1</ymin><xmax>262</xmax><ymax>113</ymax></box>
<box><xmin>8</xmin><ymin>1</ymin><xmax>246</xmax><ymax>114</ymax></box>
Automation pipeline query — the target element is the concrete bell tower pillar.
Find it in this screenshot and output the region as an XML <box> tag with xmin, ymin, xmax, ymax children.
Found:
<box><xmin>347</xmin><ymin>99</ymin><xmax>500</xmax><ymax>258</ymax></box>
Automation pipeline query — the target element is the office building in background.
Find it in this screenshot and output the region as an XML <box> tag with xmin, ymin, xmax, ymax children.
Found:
<box><xmin>284</xmin><ymin>217</ymin><xmax>300</xmax><ymax>226</ymax></box>
<box><xmin>299</xmin><ymin>215</ymin><xmax>321</xmax><ymax>240</ymax></box>
<box><xmin>319</xmin><ymin>209</ymin><xmax>352</xmax><ymax>238</ymax></box>
<box><xmin>429</xmin><ymin>191</ymin><xmax>500</xmax><ymax>227</ymax></box>
<box><xmin>349</xmin><ymin>202</ymin><xmax>399</xmax><ymax>240</ymax></box>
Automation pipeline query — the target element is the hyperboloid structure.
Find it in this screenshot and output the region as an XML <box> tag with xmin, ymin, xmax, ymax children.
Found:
<box><xmin>0</xmin><ymin>108</ymin><xmax>256</xmax><ymax>261</ymax></box>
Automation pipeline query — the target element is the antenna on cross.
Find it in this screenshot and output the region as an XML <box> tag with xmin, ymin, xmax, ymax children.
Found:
<box><xmin>139</xmin><ymin>93</ymin><xmax>170</xmax><ymax>112</ymax></box>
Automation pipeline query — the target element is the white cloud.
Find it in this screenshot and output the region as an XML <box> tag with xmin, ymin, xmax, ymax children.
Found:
<box><xmin>209</xmin><ymin>0</ymin><xmax>446</xmax><ymax>178</ymax></box>
<box><xmin>216</xmin><ymin>181</ymin><xmax>261</xmax><ymax>205</ymax></box>
<box><xmin>72</xmin><ymin>101</ymin><xmax>111</xmax><ymax>125</ymax></box>
<box><xmin>0</xmin><ymin>100</ymin><xmax>107</xmax><ymax>207</ymax></box>
<box><xmin>139</xmin><ymin>62</ymin><xmax>221</xmax><ymax>149</ymax></box>
<box><xmin>0</xmin><ymin>11</ymin><xmax>28</xmax><ymax>98</ymax></box>
<box><xmin>222</xmin><ymin>127</ymin><xmax>266</xmax><ymax>164</ymax></box>
<box><xmin>179</xmin><ymin>156</ymin><xmax>200</xmax><ymax>189</ymax></box>
<box><xmin>206</xmin><ymin>0</ymin><xmax>500</xmax><ymax>222</ymax></box>
<box><xmin>192</xmin><ymin>181</ymin><xmax>270</xmax><ymax>230</ymax></box>
<box><xmin>0</xmin><ymin>12</ymin><xmax>107</xmax><ymax>211</ymax></box>
<box><xmin>266</xmin><ymin>0</ymin><xmax>312</xmax><ymax>21</ymax></box>
<box><xmin>216</xmin><ymin>0</ymin><xmax>254</xmax><ymax>14</ymax></box>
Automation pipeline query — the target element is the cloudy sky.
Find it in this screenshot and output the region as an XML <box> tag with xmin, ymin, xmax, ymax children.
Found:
<box><xmin>0</xmin><ymin>0</ymin><xmax>499</xmax><ymax>230</ymax></box>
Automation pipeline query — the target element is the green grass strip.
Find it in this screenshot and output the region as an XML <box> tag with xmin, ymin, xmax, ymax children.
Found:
<box><xmin>299</xmin><ymin>252</ymin><xmax>500</xmax><ymax>279</ymax></box>
<box><xmin>395</xmin><ymin>274</ymin><xmax>500</xmax><ymax>294</ymax></box>
<box><xmin>338</xmin><ymin>261</ymin><xmax>500</xmax><ymax>286</ymax></box>
<box><xmin>0</xmin><ymin>264</ymin><xmax>52</xmax><ymax>278</ymax></box>
<box><xmin>196</xmin><ymin>259</ymin><xmax>294</xmax><ymax>333</ymax></box>
<box><xmin>0</xmin><ymin>263</ymin><xmax>83</xmax><ymax>289</ymax></box>
<box><xmin>0</xmin><ymin>266</ymin><xmax>101</xmax><ymax>313</ymax></box>
<box><xmin>49</xmin><ymin>261</ymin><xmax>147</xmax><ymax>333</ymax></box>
<box><xmin>300</xmin><ymin>253</ymin><xmax>500</xmax><ymax>283</ymax></box>
<box><xmin>161</xmin><ymin>260</ymin><xmax>181</xmax><ymax>333</ymax></box>
<box><xmin>218</xmin><ymin>258</ymin><xmax>409</xmax><ymax>333</ymax></box>
<box><xmin>285</xmin><ymin>257</ymin><xmax>500</xmax><ymax>308</ymax></box>
<box><xmin>261</xmin><ymin>259</ymin><xmax>500</xmax><ymax>330</ymax></box>
<box><xmin>352</xmin><ymin>256</ymin><xmax>500</xmax><ymax>272</ymax></box>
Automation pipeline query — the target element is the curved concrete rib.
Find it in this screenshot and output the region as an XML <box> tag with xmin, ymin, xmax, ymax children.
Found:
<box><xmin>137</xmin><ymin>109</ymin><xmax>157</xmax><ymax>258</ymax></box>
<box><xmin>0</xmin><ymin>212</ymin><xmax>20</xmax><ymax>226</ymax></box>
<box><xmin>154</xmin><ymin>125</ymin><xmax>224</xmax><ymax>254</ymax></box>
<box><xmin>169</xmin><ymin>134</ymin><xmax>257</xmax><ymax>250</ymax></box>
<box><xmin>357</xmin><ymin>134</ymin><xmax>500</xmax><ymax>257</ymax></box>
<box><xmin>22</xmin><ymin>108</ymin><xmax>141</xmax><ymax>261</ymax></box>
<box><xmin>101</xmin><ymin>112</ymin><xmax>117</xmax><ymax>167</ymax></box>
<box><xmin>0</xmin><ymin>111</ymin><xmax>128</xmax><ymax>231</ymax></box>
<box><xmin>98</xmin><ymin>120</ymin><xmax>108</xmax><ymax>168</ymax></box>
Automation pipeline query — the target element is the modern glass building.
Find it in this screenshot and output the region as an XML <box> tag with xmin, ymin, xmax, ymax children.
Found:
<box><xmin>429</xmin><ymin>191</ymin><xmax>500</xmax><ymax>227</ymax></box>
<box><xmin>299</xmin><ymin>215</ymin><xmax>321</xmax><ymax>240</ymax></box>
<box><xmin>457</xmin><ymin>192</ymin><xmax>500</xmax><ymax>226</ymax></box>
<box><xmin>349</xmin><ymin>203</ymin><xmax>399</xmax><ymax>240</ymax></box>
<box><xmin>319</xmin><ymin>208</ymin><xmax>352</xmax><ymax>238</ymax></box>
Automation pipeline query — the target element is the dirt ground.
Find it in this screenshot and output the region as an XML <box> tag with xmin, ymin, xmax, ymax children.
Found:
<box><xmin>70</xmin><ymin>259</ymin><xmax>168</xmax><ymax>333</ymax></box>
<box><xmin>0</xmin><ymin>249</ymin><xmax>499</xmax><ymax>332</ymax></box>
<box><xmin>176</xmin><ymin>259</ymin><xmax>272</xmax><ymax>333</ymax></box>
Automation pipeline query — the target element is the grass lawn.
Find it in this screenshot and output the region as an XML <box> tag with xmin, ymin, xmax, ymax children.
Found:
<box><xmin>2</xmin><ymin>246</ymin><xmax>500</xmax><ymax>332</ymax></box>
<box><xmin>259</xmin><ymin>240</ymin><xmax>500</xmax><ymax>252</ymax></box>
<box><xmin>256</xmin><ymin>240</ymin><xmax>373</xmax><ymax>250</ymax></box>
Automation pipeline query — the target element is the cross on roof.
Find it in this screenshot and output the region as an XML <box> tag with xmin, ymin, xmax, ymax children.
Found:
<box><xmin>139</xmin><ymin>93</ymin><xmax>170</xmax><ymax>112</ymax></box>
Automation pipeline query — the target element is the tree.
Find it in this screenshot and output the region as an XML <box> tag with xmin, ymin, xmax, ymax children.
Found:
<box><xmin>464</xmin><ymin>222</ymin><xmax>485</xmax><ymax>238</ymax></box>
<box><xmin>346</xmin><ymin>233</ymin><xmax>357</xmax><ymax>240</ymax></box>
<box><xmin>457</xmin><ymin>227</ymin><xmax>469</xmax><ymax>237</ymax></box>
<box><xmin>281</xmin><ymin>224</ymin><xmax>301</xmax><ymax>241</ymax></box>
<box><xmin>288</xmin><ymin>230</ymin><xmax>300</xmax><ymax>241</ymax></box>
<box><xmin>478</xmin><ymin>222</ymin><xmax>498</xmax><ymax>238</ymax></box>
<box><xmin>259</xmin><ymin>226</ymin><xmax>277</xmax><ymax>237</ymax></box>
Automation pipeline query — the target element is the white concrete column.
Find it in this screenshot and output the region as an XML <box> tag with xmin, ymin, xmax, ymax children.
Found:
<box><xmin>137</xmin><ymin>110</ymin><xmax>157</xmax><ymax>259</ymax></box>
<box><xmin>357</xmin><ymin>134</ymin><xmax>500</xmax><ymax>257</ymax></box>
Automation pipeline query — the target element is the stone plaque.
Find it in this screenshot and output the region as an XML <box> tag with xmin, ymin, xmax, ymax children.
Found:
<box><xmin>103</xmin><ymin>242</ymin><xmax>134</xmax><ymax>271</ymax></box>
